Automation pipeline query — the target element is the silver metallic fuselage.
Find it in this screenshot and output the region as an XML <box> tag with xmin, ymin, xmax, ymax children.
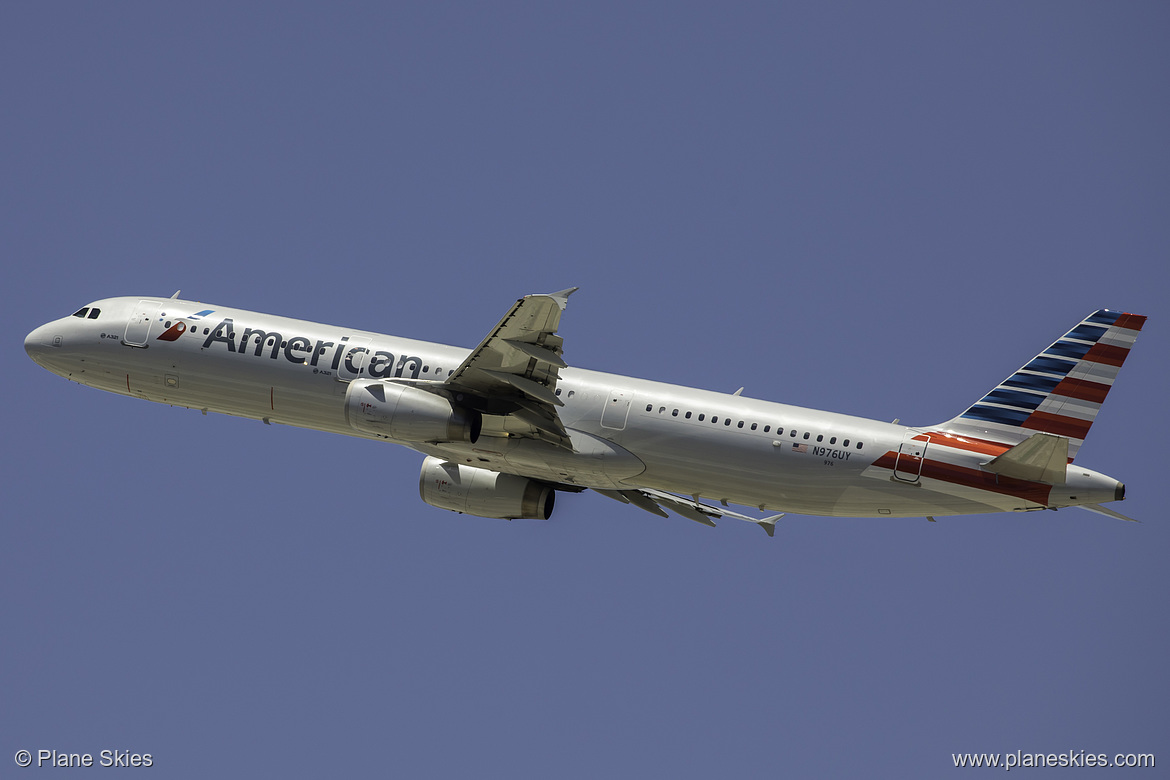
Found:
<box><xmin>25</xmin><ymin>296</ymin><xmax>1123</xmax><ymax>519</ymax></box>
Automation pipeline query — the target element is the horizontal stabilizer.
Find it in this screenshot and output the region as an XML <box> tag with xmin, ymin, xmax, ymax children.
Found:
<box><xmin>982</xmin><ymin>432</ymin><xmax>1069</xmax><ymax>484</ymax></box>
<box><xmin>1078</xmin><ymin>503</ymin><xmax>1138</xmax><ymax>522</ymax></box>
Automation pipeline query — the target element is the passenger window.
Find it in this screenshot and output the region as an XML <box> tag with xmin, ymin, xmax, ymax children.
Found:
<box><xmin>816</xmin><ymin>435</ymin><xmax>823</xmax><ymax>442</ymax></box>
<box><xmin>646</xmin><ymin>404</ymin><xmax>652</xmax><ymax>412</ymax></box>
<box><xmin>567</xmin><ymin>390</ymin><xmax>575</xmax><ymax>398</ymax></box>
<box><xmin>830</xmin><ymin>437</ymin><xmax>836</xmax><ymax>444</ymax></box>
<box><xmin>803</xmin><ymin>432</ymin><xmax>810</xmax><ymax>440</ymax></box>
<box><xmin>712</xmin><ymin>416</ymin><xmax>718</xmax><ymax>423</ymax></box>
<box><xmin>737</xmin><ymin>421</ymin><xmax>744</xmax><ymax>428</ymax></box>
<box><xmin>790</xmin><ymin>430</ymin><xmax>797</xmax><ymax>437</ymax></box>
<box><xmin>72</xmin><ymin>308</ymin><xmax>89</xmax><ymax>318</ymax></box>
<box><xmin>750</xmin><ymin>423</ymin><xmax>757</xmax><ymax>430</ymax></box>
<box><xmin>857</xmin><ymin>442</ymin><xmax>864</xmax><ymax>450</ymax></box>
<box><xmin>725</xmin><ymin>418</ymin><xmax>732</xmax><ymax>426</ymax></box>
<box><xmin>88</xmin><ymin>308</ymin><xmax>101</xmax><ymax>319</ymax></box>
<box><xmin>659</xmin><ymin>406</ymin><xmax>666</xmax><ymax>414</ymax></box>
<box><xmin>698</xmin><ymin>414</ymin><xmax>705</xmax><ymax>421</ymax></box>
<box><xmin>672</xmin><ymin>409</ymin><xmax>678</xmax><ymax>417</ymax></box>
<box><xmin>555</xmin><ymin>388</ymin><xmax>562</xmax><ymax>396</ymax></box>
<box><xmin>423</xmin><ymin>365</ymin><xmax>429</xmax><ymax>372</ymax></box>
<box><xmin>776</xmin><ymin>427</ymin><xmax>783</xmax><ymax>435</ymax></box>
<box><xmin>685</xmin><ymin>411</ymin><xmax>692</xmax><ymax>419</ymax></box>
<box><xmin>843</xmin><ymin>439</ymin><xmax>850</xmax><ymax>447</ymax></box>
<box><xmin>763</xmin><ymin>425</ymin><xmax>770</xmax><ymax>433</ymax></box>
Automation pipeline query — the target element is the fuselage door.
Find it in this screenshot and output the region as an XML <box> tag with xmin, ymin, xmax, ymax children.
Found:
<box><xmin>337</xmin><ymin>336</ymin><xmax>374</xmax><ymax>381</ymax></box>
<box><xmin>600</xmin><ymin>390</ymin><xmax>632</xmax><ymax>430</ymax></box>
<box><xmin>123</xmin><ymin>300</ymin><xmax>162</xmax><ymax>347</ymax></box>
<box><xmin>894</xmin><ymin>430</ymin><xmax>931</xmax><ymax>482</ymax></box>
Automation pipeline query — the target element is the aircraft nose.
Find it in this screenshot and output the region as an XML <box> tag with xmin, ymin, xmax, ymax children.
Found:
<box><xmin>25</xmin><ymin>323</ymin><xmax>57</xmax><ymax>367</ymax></box>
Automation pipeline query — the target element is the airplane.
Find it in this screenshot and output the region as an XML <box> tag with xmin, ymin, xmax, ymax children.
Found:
<box><xmin>25</xmin><ymin>290</ymin><xmax>1145</xmax><ymax>535</ymax></box>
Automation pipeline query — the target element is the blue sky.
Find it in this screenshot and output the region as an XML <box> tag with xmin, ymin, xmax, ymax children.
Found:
<box><xmin>3</xmin><ymin>3</ymin><xmax>1167</xmax><ymax>777</ymax></box>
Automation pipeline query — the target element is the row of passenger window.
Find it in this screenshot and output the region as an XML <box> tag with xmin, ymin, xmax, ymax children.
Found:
<box><xmin>643</xmin><ymin>403</ymin><xmax>864</xmax><ymax>449</ymax></box>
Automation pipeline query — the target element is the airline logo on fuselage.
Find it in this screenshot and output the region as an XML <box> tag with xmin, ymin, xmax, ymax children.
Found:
<box><xmin>186</xmin><ymin>316</ymin><xmax>425</xmax><ymax>379</ymax></box>
<box><xmin>156</xmin><ymin>309</ymin><xmax>215</xmax><ymax>342</ymax></box>
<box><xmin>156</xmin><ymin>322</ymin><xmax>189</xmax><ymax>341</ymax></box>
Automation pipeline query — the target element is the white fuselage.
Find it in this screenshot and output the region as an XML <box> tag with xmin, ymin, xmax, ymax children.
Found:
<box><xmin>25</xmin><ymin>296</ymin><xmax>1123</xmax><ymax>519</ymax></box>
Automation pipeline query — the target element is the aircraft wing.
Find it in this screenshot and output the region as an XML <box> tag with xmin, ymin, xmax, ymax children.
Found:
<box><xmin>443</xmin><ymin>288</ymin><xmax>578</xmax><ymax>449</ymax></box>
<box><xmin>594</xmin><ymin>487</ymin><xmax>784</xmax><ymax>537</ymax></box>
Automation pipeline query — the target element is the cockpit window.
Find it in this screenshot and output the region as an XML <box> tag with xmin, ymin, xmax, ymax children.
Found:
<box><xmin>88</xmin><ymin>308</ymin><xmax>101</xmax><ymax>319</ymax></box>
<box><xmin>72</xmin><ymin>308</ymin><xmax>89</xmax><ymax>318</ymax></box>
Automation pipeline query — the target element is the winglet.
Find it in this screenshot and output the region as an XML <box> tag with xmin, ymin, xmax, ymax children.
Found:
<box><xmin>756</xmin><ymin>513</ymin><xmax>783</xmax><ymax>537</ymax></box>
<box><xmin>541</xmin><ymin>287</ymin><xmax>579</xmax><ymax>309</ymax></box>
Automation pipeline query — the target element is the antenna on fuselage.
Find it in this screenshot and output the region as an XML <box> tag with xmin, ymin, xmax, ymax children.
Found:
<box><xmin>170</xmin><ymin>290</ymin><xmax>181</xmax><ymax>299</ymax></box>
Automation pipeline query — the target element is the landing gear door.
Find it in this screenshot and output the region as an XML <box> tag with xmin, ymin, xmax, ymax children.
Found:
<box><xmin>124</xmin><ymin>300</ymin><xmax>162</xmax><ymax>347</ymax></box>
<box><xmin>894</xmin><ymin>430</ymin><xmax>930</xmax><ymax>483</ymax></box>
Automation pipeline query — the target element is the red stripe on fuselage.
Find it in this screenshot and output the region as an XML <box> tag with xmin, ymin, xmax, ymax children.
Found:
<box><xmin>924</xmin><ymin>432</ymin><xmax>1011</xmax><ymax>457</ymax></box>
<box><xmin>872</xmin><ymin>451</ymin><xmax>1052</xmax><ymax>505</ymax></box>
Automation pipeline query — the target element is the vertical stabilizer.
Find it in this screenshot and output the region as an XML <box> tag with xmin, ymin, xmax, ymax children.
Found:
<box><xmin>936</xmin><ymin>310</ymin><xmax>1146</xmax><ymax>460</ymax></box>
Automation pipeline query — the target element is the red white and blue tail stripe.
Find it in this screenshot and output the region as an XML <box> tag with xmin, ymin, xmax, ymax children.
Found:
<box><xmin>937</xmin><ymin>309</ymin><xmax>1146</xmax><ymax>460</ymax></box>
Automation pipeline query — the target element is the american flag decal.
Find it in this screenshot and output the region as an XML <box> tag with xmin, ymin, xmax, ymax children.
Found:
<box><xmin>792</xmin><ymin>443</ymin><xmax>808</xmax><ymax>454</ymax></box>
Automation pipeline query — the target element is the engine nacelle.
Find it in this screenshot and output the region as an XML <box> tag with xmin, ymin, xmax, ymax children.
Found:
<box><xmin>345</xmin><ymin>379</ymin><xmax>481</xmax><ymax>443</ymax></box>
<box><xmin>419</xmin><ymin>456</ymin><xmax>555</xmax><ymax>520</ymax></box>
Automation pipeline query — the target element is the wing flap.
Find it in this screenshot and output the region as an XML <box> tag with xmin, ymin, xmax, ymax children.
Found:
<box><xmin>479</xmin><ymin>369</ymin><xmax>564</xmax><ymax>407</ymax></box>
<box><xmin>504</xmin><ymin>339</ymin><xmax>568</xmax><ymax>368</ymax></box>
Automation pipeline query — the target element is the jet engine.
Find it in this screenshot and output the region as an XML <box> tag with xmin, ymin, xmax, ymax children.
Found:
<box><xmin>419</xmin><ymin>456</ymin><xmax>555</xmax><ymax>520</ymax></box>
<box><xmin>345</xmin><ymin>379</ymin><xmax>481</xmax><ymax>443</ymax></box>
